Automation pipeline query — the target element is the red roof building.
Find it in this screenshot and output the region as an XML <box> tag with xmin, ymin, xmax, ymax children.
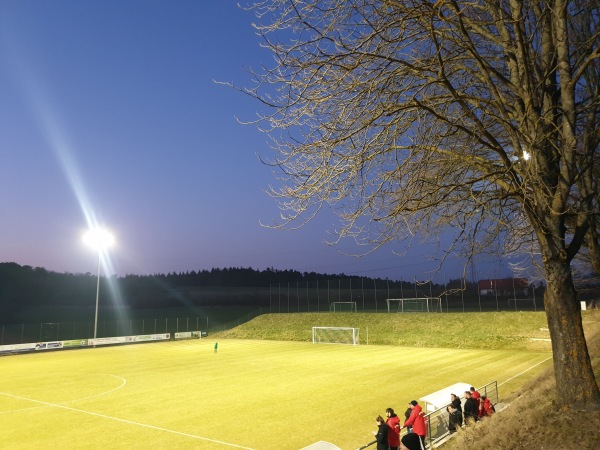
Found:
<box><xmin>478</xmin><ymin>278</ymin><xmax>529</xmax><ymax>297</ymax></box>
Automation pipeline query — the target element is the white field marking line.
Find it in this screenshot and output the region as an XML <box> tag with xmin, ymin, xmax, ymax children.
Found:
<box><xmin>0</xmin><ymin>373</ymin><xmax>127</xmax><ymax>415</ymax></box>
<box><xmin>64</xmin><ymin>373</ymin><xmax>127</xmax><ymax>404</ymax></box>
<box><xmin>498</xmin><ymin>356</ymin><xmax>553</xmax><ymax>387</ymax></box>
<box><xmin>0</xmin><ymin>391</ymin><xmax>254</xmax><ymax>450</ymax></box>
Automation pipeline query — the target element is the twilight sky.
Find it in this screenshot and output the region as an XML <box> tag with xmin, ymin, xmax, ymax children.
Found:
<box><xmin>0</xmin><ymin>1</ymin><xmax>509</xmax><ymax>282</ymax></box>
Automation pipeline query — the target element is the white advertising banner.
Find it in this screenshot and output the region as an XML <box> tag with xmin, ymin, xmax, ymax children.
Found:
<box><xmin>88</xmin><ymin>333</ymin><xmax>170</xmax><ymax>346</ymax></box>
<box><xmin>1</xmin><ymin>333</ymin><xmax>170</xmax><ymax>354</ymax></box>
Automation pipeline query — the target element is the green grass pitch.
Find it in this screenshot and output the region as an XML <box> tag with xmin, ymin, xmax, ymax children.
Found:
<box><xmin>1</xmin><ymin>337</ymin><xmax>551</xmax><ymax>449</ymax></box>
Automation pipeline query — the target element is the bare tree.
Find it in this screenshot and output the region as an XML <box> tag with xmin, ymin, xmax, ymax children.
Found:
<box><xmin>236</xmin><ymin>0</ymin><xmax>600</xmax><ymax>407</ymax></box>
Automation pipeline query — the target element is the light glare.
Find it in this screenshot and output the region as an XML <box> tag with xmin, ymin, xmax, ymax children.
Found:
<box><xmin>83</xmin><ymin>228</ymin><xmax>115</xmax><ymax>251</ymax></box>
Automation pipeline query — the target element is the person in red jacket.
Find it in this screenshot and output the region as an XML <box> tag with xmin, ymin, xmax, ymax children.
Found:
<box><xmin>401</xmin><ymin>400</ymin><xmax>426</xmax><ymax>449</ymax></box>
<box><xmin>385</xmin><ymin>407</ymin><xmax>401</xmax><ymax>450</ymax></box>
<box><xmin>480</xmin><ymin>395</ymin><xmax>495</xmax><ymax>417</ymax></box>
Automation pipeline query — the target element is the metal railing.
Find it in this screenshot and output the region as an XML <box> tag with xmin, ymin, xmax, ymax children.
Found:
<box><xmin>424</xmin><ymin>380</ymin><xmax>499</xmax><ymax>448</ymax></box>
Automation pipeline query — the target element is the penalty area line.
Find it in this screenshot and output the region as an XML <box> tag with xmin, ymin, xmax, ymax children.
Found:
<box><xmin>0</xmin><ymin>391</ymin><xmax>254</xmax><ymax>449</ymax></box>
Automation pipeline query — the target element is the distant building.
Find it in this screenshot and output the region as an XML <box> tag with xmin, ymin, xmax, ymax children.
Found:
<box><xmin>478</xmin><ymin>278</ymin><xmax>529</xmax><ymax>297</ymax></box>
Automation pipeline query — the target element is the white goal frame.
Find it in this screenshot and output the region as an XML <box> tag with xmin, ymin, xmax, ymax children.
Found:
<box><xmin>312</xmin><ymin>327</ymin><xmax>360</xmax><ymax>345</ymax></box>
<box><xmin>330</xmin><ymin>301</ymin><xmax>358</xmax><ymax>312</ymax></box>
<box><xmin>386</xmin><ymin>297</ymin><xmax>442</xmax><ymax>313</ymax></box>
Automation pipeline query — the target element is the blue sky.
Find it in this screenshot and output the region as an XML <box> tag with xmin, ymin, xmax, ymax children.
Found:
<box><xmin>0</xmin><ymin>1</ymin><xmax>509</xmax><ymax>282</ymax></box>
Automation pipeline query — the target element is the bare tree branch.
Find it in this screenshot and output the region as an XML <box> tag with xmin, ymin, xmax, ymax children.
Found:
<box><xmin>232</xmin><ymin>0</ymin><xmax>600</xmax><ymax>407</ymax></box>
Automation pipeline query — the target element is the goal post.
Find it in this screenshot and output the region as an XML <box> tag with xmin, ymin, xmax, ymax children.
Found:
<box><xmin>330</xmin><ymin>301</ymin><xmax>358</xmax><ymax>312</ymax></box>
<box><xmin>312</xmin><ymin>327</ymin><xmax>360</xmax><ymax>345</ymax></box>
<box><xmin>386</xmin><ymin>297</ymin><xmax>443</xmax><ymax>313</ymax></box>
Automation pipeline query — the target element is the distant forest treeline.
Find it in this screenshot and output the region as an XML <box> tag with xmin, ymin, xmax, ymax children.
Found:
<box><xmin>4</xmin><ymin>262</ymin><xmax>573</xmax><ymax>327</ymax></box>
<box><xmin>3</xmin><ymin>262</ymin><xmax>472</xmax><ymax>324</ymax></box>
<box><xmin>0</xmin><ymin>261</ymin><xmax>416</xmax><ymax>290</ymax></box>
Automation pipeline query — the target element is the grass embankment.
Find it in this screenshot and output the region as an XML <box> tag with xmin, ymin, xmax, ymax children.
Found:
<box><xmin>217</xmin><ymin>311</ymin><xmax>552</xmax><ymax>351</ymax></box>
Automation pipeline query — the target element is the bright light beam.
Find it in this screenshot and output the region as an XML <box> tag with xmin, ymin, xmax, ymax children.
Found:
<box><xmin>5</xmin><ymin>45</ymin><xmax>112</xmax><ymax>258</ymax></box>
<box><xmin>6</xmin><ymin>42</ymin><xmax>126</xmax><ymax>326</ymax></box>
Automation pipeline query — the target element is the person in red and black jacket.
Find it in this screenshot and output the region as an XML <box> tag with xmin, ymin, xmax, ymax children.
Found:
<box><xmin>470</xmin><ymin>386</ymin><xmax>482</xmax><ymax>417</ymax></box>
<box><xmin>401</xmin><ymin>400</ymin><xmax>426</xmax><ymax>449</ymax></box>
<box><xmin>463</xmin><ymin>391</ymin><xmax>478</xmax><ymax>424</ymax></box>
<box><xmin>385</xmin><ymin>407</ymin><xmax>401</xmax><ymax>450</ymax></box>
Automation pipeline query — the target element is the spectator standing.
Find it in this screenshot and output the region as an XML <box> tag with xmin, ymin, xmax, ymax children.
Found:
<box><xmin>401</xmin><ymin>400</ymin><xmax>426</xmax><ymax>449</ymax></box>
<box><xmin>404</xmin><ymin>403</ymin><xmax>413</xmax><ymax>433</ymax></box>
<box><xmin>447</xmin><ymin>404</ymin><xmax>463</xmax><ymax>433</ymax></box>
<box><xmin>372</xmin><ymin>415</ymin><xmax>389</xmax><ymax>450</ymax></box>
<box><xmin>463</xmin><ymin>391</ymin><xmax>478</xmax><ymax>424</ymax></box>
<box><xmin>385</xmin><ymin>408</ymin><xmax>401</xmax><ymax>450</ymax></box>
<box><xmin>450</xmin><ymin>393</ymin><xmax>462</xmax><ymax>413</ymax></box>
<box><xmin>470</xmin><ymin>386</ymin><xmax>481</xmax><ymax>417</ymax></box>
<box><xmin>480</xmin><ymin>395</ymin><xmax>495</xmax><ymax>417</ymax></box>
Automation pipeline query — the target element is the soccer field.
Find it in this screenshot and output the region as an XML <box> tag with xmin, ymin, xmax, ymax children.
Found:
<box><xmin>0</xmin><ymin>338</ymin><xmax>551</xmax><ymax>449</ymax></box>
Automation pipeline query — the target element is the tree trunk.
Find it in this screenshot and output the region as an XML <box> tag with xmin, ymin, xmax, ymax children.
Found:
<box><xmin>544</xmin><ymin>260</ymin><xmax>600</xmax><ymax>409</ymax></box>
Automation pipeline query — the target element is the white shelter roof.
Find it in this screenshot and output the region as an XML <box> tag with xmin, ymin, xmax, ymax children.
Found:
<box><xmin>300</xmin><ymin>441</ymin><xmax>342</xmax><ymax>450</ymax></box>
<box><xmin>419</xmin><ymin>382</ymin><xmax>472</xmax><ymax>412</ymax></box>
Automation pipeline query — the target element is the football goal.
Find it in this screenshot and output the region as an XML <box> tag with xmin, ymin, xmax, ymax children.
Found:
<box><xmin>386</xmin><ymin>297</ymin><xmax>443</xmax><ymax>313</ymax></box>
<box><xmin>330</xmin><ymin>301</ymin><xmax>358</xmax><ymax>312</ymax></box>
<box><xmin>312</xmin><ymin>327</ymin><xmax>360</xmax><ymax>345</ymax></box>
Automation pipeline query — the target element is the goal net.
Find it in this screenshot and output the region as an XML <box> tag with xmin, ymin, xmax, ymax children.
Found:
<box><xmin>312</xmin><ymin>327</ymin><xmax>360</xmax><ymax>345</ymax></box>
<box><xmin>330</xmin><ymin>301</ymin><xmax>358</xmax><ymax>312</ymax></box>
<box><xmin>386</xmin><ymin>297</ymin><xmax>443</xmax><ymax>313</ymax></box>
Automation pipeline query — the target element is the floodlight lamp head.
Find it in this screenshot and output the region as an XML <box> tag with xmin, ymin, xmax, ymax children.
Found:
<box><xmin>83</xmin><ymin>228</ymin><xmax>115</xmax><ymax>251</ymax></box>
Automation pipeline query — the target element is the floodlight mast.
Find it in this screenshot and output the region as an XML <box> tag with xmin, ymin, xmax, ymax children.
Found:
<box><xmin>93</xmin><ymin>250</ymin><xmax>101</xmax><ymax>340</ymax></box>
<box><xmin>83</xmin><ymin>228</ymin><xmax>114</xmax><ymax>341</ymax></box>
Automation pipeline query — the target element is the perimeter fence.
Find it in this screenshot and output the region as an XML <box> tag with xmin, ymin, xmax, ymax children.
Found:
<box><xmin>266</xmin><ymin>278</ymin><xmax>544</xmax><ymax>313</ymax></box>
<box><xmin>0</xmin><ymin>308</ymin><xmax>267</xmax><ymax>346</ymax></box>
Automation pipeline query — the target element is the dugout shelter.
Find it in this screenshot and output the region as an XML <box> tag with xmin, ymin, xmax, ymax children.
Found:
<box><xmin>419</xmin><ymin>382</ymin><xmax>472</xmax><ymax>412</ymax></box>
